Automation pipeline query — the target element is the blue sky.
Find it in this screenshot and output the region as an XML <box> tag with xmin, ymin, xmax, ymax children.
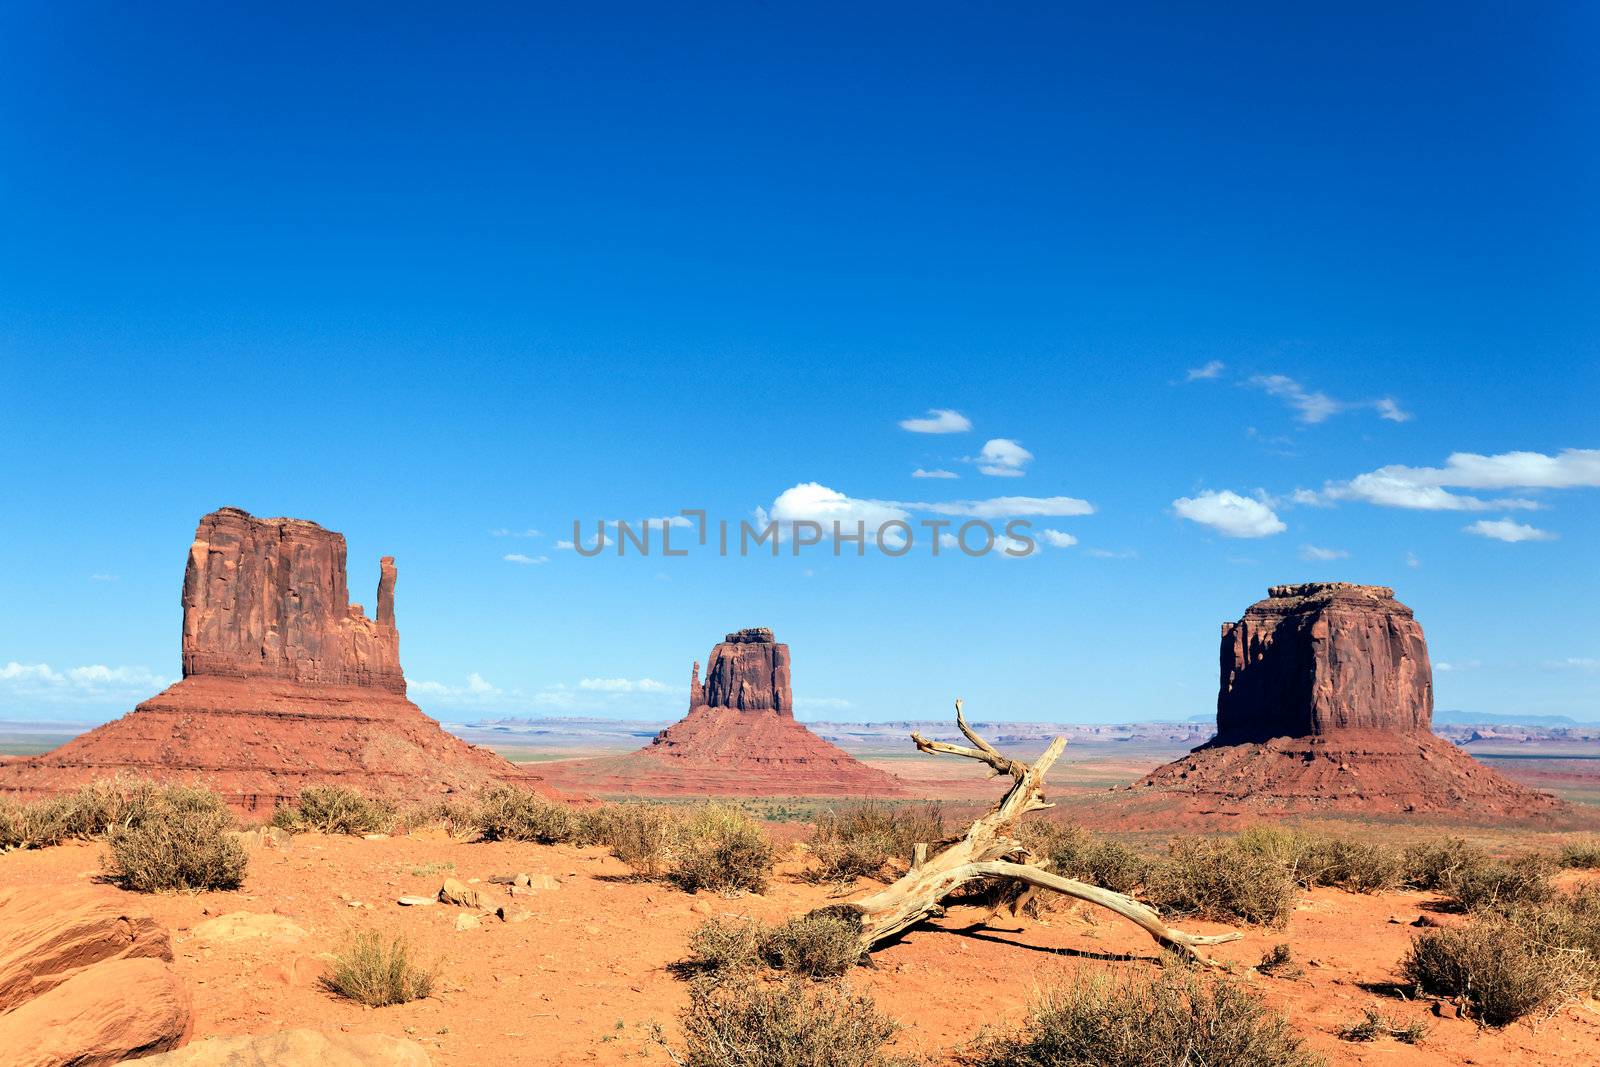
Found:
<box><xmin>2</xmin><ymin>3</ymin><xmax>1596</xmax><ymax>726</ymax></box>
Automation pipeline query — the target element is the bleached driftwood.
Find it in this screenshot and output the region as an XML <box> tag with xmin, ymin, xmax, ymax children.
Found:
<box><xmin>809</xmin><ymin>700</ymin><xmax>1241</xmax><ymax>965</ymax></box>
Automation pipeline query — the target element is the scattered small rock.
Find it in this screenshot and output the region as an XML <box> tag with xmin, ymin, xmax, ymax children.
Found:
<box><xmin>396</xmin><ymin>897</ymin><xmax>435</xmax><ymax>907</ymax></box>
<box><xmin>454</xmin><ymin>914</ymin><xmax>480</xmax><ymax>932</ymax></box>
<box><xmin>438</xmin><ymin>878</ymin><xmax>484</xmax><ymax>909</ymax></box>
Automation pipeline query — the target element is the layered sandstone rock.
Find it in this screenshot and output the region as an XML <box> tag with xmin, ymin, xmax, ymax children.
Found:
<box><xmin>544</xmin><ymin>629</ymin><xmax>906</xmax><ymax>797</ymax></box>
<box><xmin>0</xmin><ymin>508</ymin><xmax>549</xmax><ymax>810</ymax></box>
<box><xmin>0</xmin><ymin>889</ymin><xmax>193</xmax><ymax>1065</ymax></box>
<box><xmin>1218</xmin><ymin>583</ymin><xmax>1431</xmax><ymax>742</ymax></box>
<box><xmin>1133</xmin><ymin>583</ymin><xmax>1562</xmax><ymax>821</ymax></box>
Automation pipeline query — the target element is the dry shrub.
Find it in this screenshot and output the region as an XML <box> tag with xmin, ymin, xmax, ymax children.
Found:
<box><xmin>671</xmin><ymin>804</ymin><xmax>776</xmax><ymax>895</ymax></box>
<box><xmin>1440</xmin><ymin>854</ymin><xmax>1553</xmax><ymax>912</ymax></box>
<box><xmin>1145</xmin><ymin>837</ymin><xmax>1298</xmax><ymax>927</ymax></box>
<box><xmin>808</xmin><ymin>802</ymin><xmax>945</xmax><ymax>885</ymax></box>
<box><xmin>1257</xmin><ymin>943</ymin><xmax>1304</xmax><ymax>979</ymax></box>
<box><xmin>104</xmin><ymin>784</ymin><xmax>247</xmax><ymax>892</ymax></box>
<box><xmin>761</xmin><ymin>913</ymin><xmax>865</xmax><ymax>978</ymax></box>
<box><xmin>592</xmin><ymin>803</ymin><xmax>682</xmax><ymax>878</ymax></box>
<box><xmin>1401</xmin><ymin>837</ymin><xmax>1489</xmax><ymax>891</ymax></box>
<box><xmin>684</xmin><ymin>916</ymin><xmax>765</xmax><ymax>978</ymax></box>
<box><xmin>675</xmin><ymin>974</ymin><xmax>899</xmax><ymax>1067</ymax></box>
<box><xmin>1402</xmin><ymin>912</ymin><xmax>1589</xmax><ymax>1027</ymax></box>
<box><xmin>1234</xmin><ymin>827</ymin><xmax>1403</xmax><ymax>893</ymax></box>
<box><xmin>0</xmin><ymin>776</ymin><xmax>167</xmax><ymax>851</ymax></box>
<box><xmin>271</xmin><ymin>785</ymin><xmax>394</xmax><ymax>836</ymax></box>
<box><xmin>392</xmin><ymin>797</ymin><xmax>480</xmax><ymax>838</ymax></box>
<box><xmin>322</xmin><ymin>930</ymin><xmax>436</xmax><ymax>1007</ymax></box>
<box><xmin>1556</xmin><ymin>838</ymin><xmax>1600</xmax><ymax>870</ymax></box>
<box><xmin>474</xmin><ymin>786</ymin><xmax>579</xmax><ymax>843</ymax></box>
<box><xmin>1019</xmin><ymin>821</ymin><xmax>1150</xmax><ymax>894</ymax></box>
<box><xmin>1338</xmin><ymin>1007</ymin><xmax>1427</xmax><ymax>1044</ymax></box>
<box><xmin>962</xmin><ymin>962</ymin><xmax>1322</xmax><ymax>1067</ymax></box>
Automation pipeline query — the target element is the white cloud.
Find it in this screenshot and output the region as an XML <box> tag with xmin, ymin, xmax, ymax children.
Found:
<box><xmin>760</xmin><ymin>483</ymin><xmax>913</xmax><ymax>535</ymax></box>
<box><xmin>1464</xmin><ymin>518</ymin><xmax>1557</xmax><ymax>543</ymax></box>
<box><xmin>0</xmin><ymin>661</ymin><xmax>173</xmax><ymax>706</ymax></box>
<box><xmin>899</xmin><ymin>408</ymin><xmax>972</xmax><ymax>434</ymax></box>
<box><xmin>1172</xmin><ymin>490</ymin><xmax>1287</xmax><ymax>538</ymax></box>
<box><xmin>973</xmin><ymin>438</ymin><xmax>1032</xmax><ymax>477</ymax></box>
<box><xmin>578</xmin><ymin>677</ymin><xmax>670</xmax><ymax>693</ymax></box>
<box><xmin>1435</xmin><ymin>659</ymin><xmax>1481</xmax><ymax>673</ymax></box>
<box><xmin>912</xmin><ymin>468</ymin><xmax>959</xmax><ymax>479</ymax></box>
<box><xmin>554</xmin><ymin>539</ymin><xmax>575</xmax><ymax>550</ymax></box>
<box><xmin>1405</xmin><ymin>551</ymin><xmax>1421</xmax><ymax>568</ymax></box>
<box><xmin>1247</xmin><ymin>374</ymin><xmax>1411</xmax><ymax>425</ymax></box>
<box><xmin>1186</xmin><ymin>360</ymin><xmax>1225</xmax><ymax>381</ymax></box>
<box><xmin>1308</xmin><ymin>450</ymin><xmax>1598</xmax><ymax>512</ymax></box>
<box><xmin>1375</xmin><ymin>398</ymin><xmax>1412</xmax><ymax>423</ymax></box>
<box><xmin>1544</xmin><ymin>657</ymin><xmax>1598</xmax><ymax>671</ymax></box>
<box><xmin>90</xmin><ymin>573</ymin><xmax>118</xmax><ymax>582</ymax></box>
<box><xmin>491</xmin><ymin>528</ymin><xmax>541</xmax><ymax>538</ymax></box>
<box><xmin>1299</xmin><ymin>544</ymin><xmax>1349</xmax><ymax>561</ymax></box>
<box><xmin>910</xmin><ymin>495</ymin><xmax>1094</xmax><ymax>519</ymax></box>
<box><xmin>503</xmin><ymin>553</ymin><xmax>549</xmax><ymax>565</ymax></box>
<box><xmin>1038</xmin><ymin>529</ymin><xmax>1079</xmax><ymax>548</ymax></box>
<box><xmin>1084</xmin><ymin>547</ymin><xmax>1138</xmax><ymax>559</ymax></box>
<box><xmin>1248</xmin><ymin>375</ymin><xmax>1342</xmax><ymax>424</ymax></box>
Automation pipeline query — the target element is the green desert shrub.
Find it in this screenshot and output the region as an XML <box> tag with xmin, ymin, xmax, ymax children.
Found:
<box><xmin>675</xmin><ymin>974</ymin><xmax>899</xmax><ymax>1067</ymax></box>
<box><xmin>322</xmin><ymin>930</ymin><xmax>437</xmax><ymax>1007</ymax></box>
<box><xmin>1233</xmin><ymin>827</ymin><xmax>1403</xmax><ymax>893</ymax></box>
<box><xmin>670</xmin><ymin>804</ymin><xmax>777</xmax><ymax>895</ymax></box>
<box><xmin>271</xmin><ymin>785</ymin><xmax>394</xmax><ymax>836</ymax></box>
<box><xmin>1556</xmin><ymin>838</ymin><xmax>1600</xmax><ymax>870</ymax></box>
<box><xmin>473</xmin><ymin>786</ymin><xmax>580</xmax><ymax>843</ymax></box>
<box><xmin>1400</xmin><ymin>837</ymin><xmax>1490</xmax><ymax>891</ymax></box>
<box><xmin>1145</xmin><ymin>837</ymin><xmax>1298</xmax><ymax>927</ymax></box>
<box><xmin>1020</xmin><ymin>821</ymin><xmax>1150</xmax><ymax>895</ymax></box>
<box><xmin>103</xmin><ymin>784</ymin><xmax>248</xmax><ymax>891</ymax></box>
<box><xmin>962</xmin><ymin>962</ymin><xmax>1322</xmax><ymax>1067</ymax></box>
<box><xmin>808</xmin><ymin>802</ymin><xmax>944</xmax><ymax>885</ymax></box>
<box><xmin>761</xmin><ymin>913</ymin><xmax>865</xmax><ymax>979</ymax></box>
<box><xmin>0</xmin><ymin>777</ymin><xmax>168</xmax><ymax>851</ymax></box>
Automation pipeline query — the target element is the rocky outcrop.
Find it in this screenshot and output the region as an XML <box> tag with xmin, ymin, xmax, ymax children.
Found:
<box><xmin>0</xmin><ymin>508</ymin><xmax>554</xmax><ymax>809</ymax></box>
<box><xmin>699</xmin><ymin>628</ymin><xmax>793</xmax><ymax>716</ymax></box>
<box><xmin>181</xmin><ymin>507</ymin><xmax>404</xmax><ymax>692</ymax></box>
<box><xmin>544</xmin><ymin>628</ymin><xmax>905</xmax><ymax>797</ymax></box>
<box><xmin>0</xmin><ymin>889</ymin><xmax>192</xmax><ymax>1066</ymax></box>
<box><xmin>1217</xmin><ymin>583</ymin><xmax>1431</xmax><ymax>743</ymax></box>
<box><xmin>1132</xmin><ymin>583</ymin><xmax>1563</xmax><ymax>822</ymax></box>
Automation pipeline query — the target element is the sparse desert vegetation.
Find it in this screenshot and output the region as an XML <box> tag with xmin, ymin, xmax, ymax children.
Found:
<box><xmin>2</xmin><ymin>775</ymin><xmax>1598</xmax><ymax>1063</ymax></box>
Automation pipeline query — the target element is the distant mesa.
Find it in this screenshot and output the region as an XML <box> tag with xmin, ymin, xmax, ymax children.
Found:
<box><xmin>0</xmin><ymin>507</ymin><xmax>552</xmax><ymax>810</ymax></box>
<box><xmin>542</xmin><ymin>627</ymin><xmax>907</xmax><ymax>797</ymax></box>
<box><xmin>1132</xmin><ymin>582</ymin><xmax>1564</xmax><ymax>819</ymax></box>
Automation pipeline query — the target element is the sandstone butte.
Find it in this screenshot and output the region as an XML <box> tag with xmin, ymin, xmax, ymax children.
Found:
<box><xmin>545</xmin><ymin>627</ymin><xmax>908</xmax><ymax>797</ymax></box>
<box><xmin>0</xmin><ymin>507</ymin><xmax>550</xmax><ymax>811</ymax></box>
<box><xmin>1133</xmin><ymin>582</ymin><xmax>1564</xmax><ymax>819</ymax></box>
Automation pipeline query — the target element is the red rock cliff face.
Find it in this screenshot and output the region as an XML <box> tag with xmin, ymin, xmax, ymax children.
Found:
<box><xmin>697</xmin><ymin>627</ymin><xmax>793</xmax><ymax>717</ymax></box>
<box><xmin>1216</xmin><ymin>583</ymin><xmax>1433</xmax><ymax>743</ymax></box>
<box><xmin>180</xmin><ymin>507</ymin><xmax>405</xmax><ymax>694</ymax></box>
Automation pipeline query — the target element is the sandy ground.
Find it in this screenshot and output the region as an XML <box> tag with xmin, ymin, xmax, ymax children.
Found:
<box><xmin>4</xmin><ymin>833</ymin><xmax>1599</xmax><ymax>1066</ymax></box>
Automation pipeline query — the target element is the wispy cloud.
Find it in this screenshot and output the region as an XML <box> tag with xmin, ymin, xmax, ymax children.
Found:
<box><xmin>1084</xmin><ymin>547</ymin><xmax>1138</xmax><ymax>559</ymax></box>
<box><xmin>911</xmin><ymin>468</ymin><xmax>959</xmax><ymax>479</ymax></box>
<box><xmin>90</xmin><ymin>573</ymin><xmax>119</xmax><ymax>582</ymax></box>
<box><xmin>1543</xmin><ymin>657</ymin><xmax>1598</xmax><ymax>671</ymax></box>
<box><xmin>0</xmin><ymin>662</ymin><xmax>173</xmax><ymax>706</ymax></box>
<box><xmin>899</xmin><ymin>408</ymin><xmax>972</xmax><ymax>434</ymax></box>
<box><xmin>1172</xmin><ymin>490</ymin><xmax>1286</xmax><ymax>538</ymax></box>
<box><xmin>1304</xmin><ymin>450</ymin><xmax>1598</xmax><ymax>512</ymax></box>
<box><xmin>1186</xmin><ymin>360</ymin><xmax>1225</xmax><ymax>381</ymax></box>
<box><xmin>490</xmin><ymin>528</ymin><xmax>541</xmax><ymax>538</ymax></box>
<box><xmin>578</xmin><ymin>677</ymin><xmax>670</xmax><ymax>693</ymax></box>
<box><xmin>503</xmin><ymin>553</ymin><xmax>549</xmax><ymax>565</ymax></box>
<box><xmin>972</xmin><ymin>438</ymin><xmax>1033</xmax><ymax>477</ymax></box>
<box><xmin>1038</xmin><ymin>529</ymin><xmax>1079</xmax><ymax>548</ymax></box>
<box><xmin>1247</xmin><ymin>374</ymin><xmax>1411</xmax><ymax>424</ymax></box>
<box><xmin>1464</xmin><ymin>518</ymin><xmax>1557</xmax><ymax>543</ymax></box>
<box><xmin>1299</xmin><ymin>544</ymin><xmax>1349</xmax><ymax>561</ymax></box>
